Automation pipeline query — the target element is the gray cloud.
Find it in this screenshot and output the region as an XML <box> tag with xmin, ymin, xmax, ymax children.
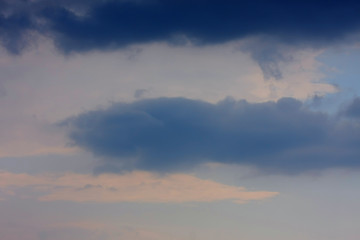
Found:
<box><xmin>61</xmin><ymin>97</ymin><xmax>360</xmax><ymax>173</ymax></box>
<box><xmin>239</xmin><ymin>37</ymin><xmax>294</xmax><ymax>80</ymax></box>
<box><xmin>344</xmin><ymin>97</ymin><xmax>360</xmax><ymax>118</ymax></box>
<box><xmin>134</xmin><ymin>89</ymin><xmax>148</xmax><ymax>99</ymax></box>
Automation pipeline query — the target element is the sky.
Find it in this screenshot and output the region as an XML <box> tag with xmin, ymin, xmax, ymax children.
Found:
<box><xmin>1</xmin><ymin>0</ymin><xmax>360</xmax><ymax>239</ymax></box>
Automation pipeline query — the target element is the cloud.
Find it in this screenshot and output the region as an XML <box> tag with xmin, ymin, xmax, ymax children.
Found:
<box><xmin>2</xmin><ymin>0</ymin><xmax>360</xmax><ymax>53</ymax></box>
<box><xmin>0</xmin><ymin>41</ymin><xmax>335</xmax><ymax>159</ymax></box>
<box><xmin>134</xmin><ymin>89</ymin><xmax>148</xmax><ymax>99</ymax></box>
<box><xmin>62</xmin><ymin>97</ymin><xmax>360</xmax><ymax>173</ymax></box>
<box><xmin>239</xmin><ymin>37</ymin><xmax>296</xmax><ymax>80</ymax></box>
<box><xmin>0</xmin><ymin>171</ymin><xmax>277</xmax><ymax>203</ymax></box>
<box><xmin>0</xmin><ymin>10</ymin><xmax>33</xmax><ymax>54</ymax></box>
<box><xmin>2</xmin><ymin>0</ymin><xmax>360</xmax><ymax>78</ymax></box>
<box><xmin>38</xmin><ymin>0</ymin><xmax>360</xmax><ymax>52</ymax></box>
<box><xmin>344</xmin><ymin>97</ymin><xmax>360</xmax><ymax>118</ymax></box>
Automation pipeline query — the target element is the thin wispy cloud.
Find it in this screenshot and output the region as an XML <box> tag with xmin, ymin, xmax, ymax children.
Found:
<box><xmin>0</xmin><ymin>171</ymin><xmax>277</xmax><ymax>204</ymax></box>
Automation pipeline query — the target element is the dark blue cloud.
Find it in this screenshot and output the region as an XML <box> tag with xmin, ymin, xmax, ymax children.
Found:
<box><xmin>0</xmin><ymin>5</ymin><xmax>33</xmax><ymax>54</ymax></box>
<box><xmin>2</xmin><ymin>0</ymin><xmax>360</xmax><ymax>79</ymax></box>
<box><xmin>39</xmin><ymin>0</ymin><xmax>360</xmax><ymax>53</ymax></box>
<box><xmin>2</xmin><ymin>0</ymin><xmax>360</xmax><ymax>54</ymax></box>
<box><xmin>61</xmin><ymin>97</ymin><xmax>360</xmax><ymax>173</ymax></box>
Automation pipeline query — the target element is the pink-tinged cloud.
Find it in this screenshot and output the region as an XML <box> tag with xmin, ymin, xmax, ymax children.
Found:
<box><xmin>0</xmin><ymin>171</ymin><xmax>278</xmax><ymax>204</ymax></box>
